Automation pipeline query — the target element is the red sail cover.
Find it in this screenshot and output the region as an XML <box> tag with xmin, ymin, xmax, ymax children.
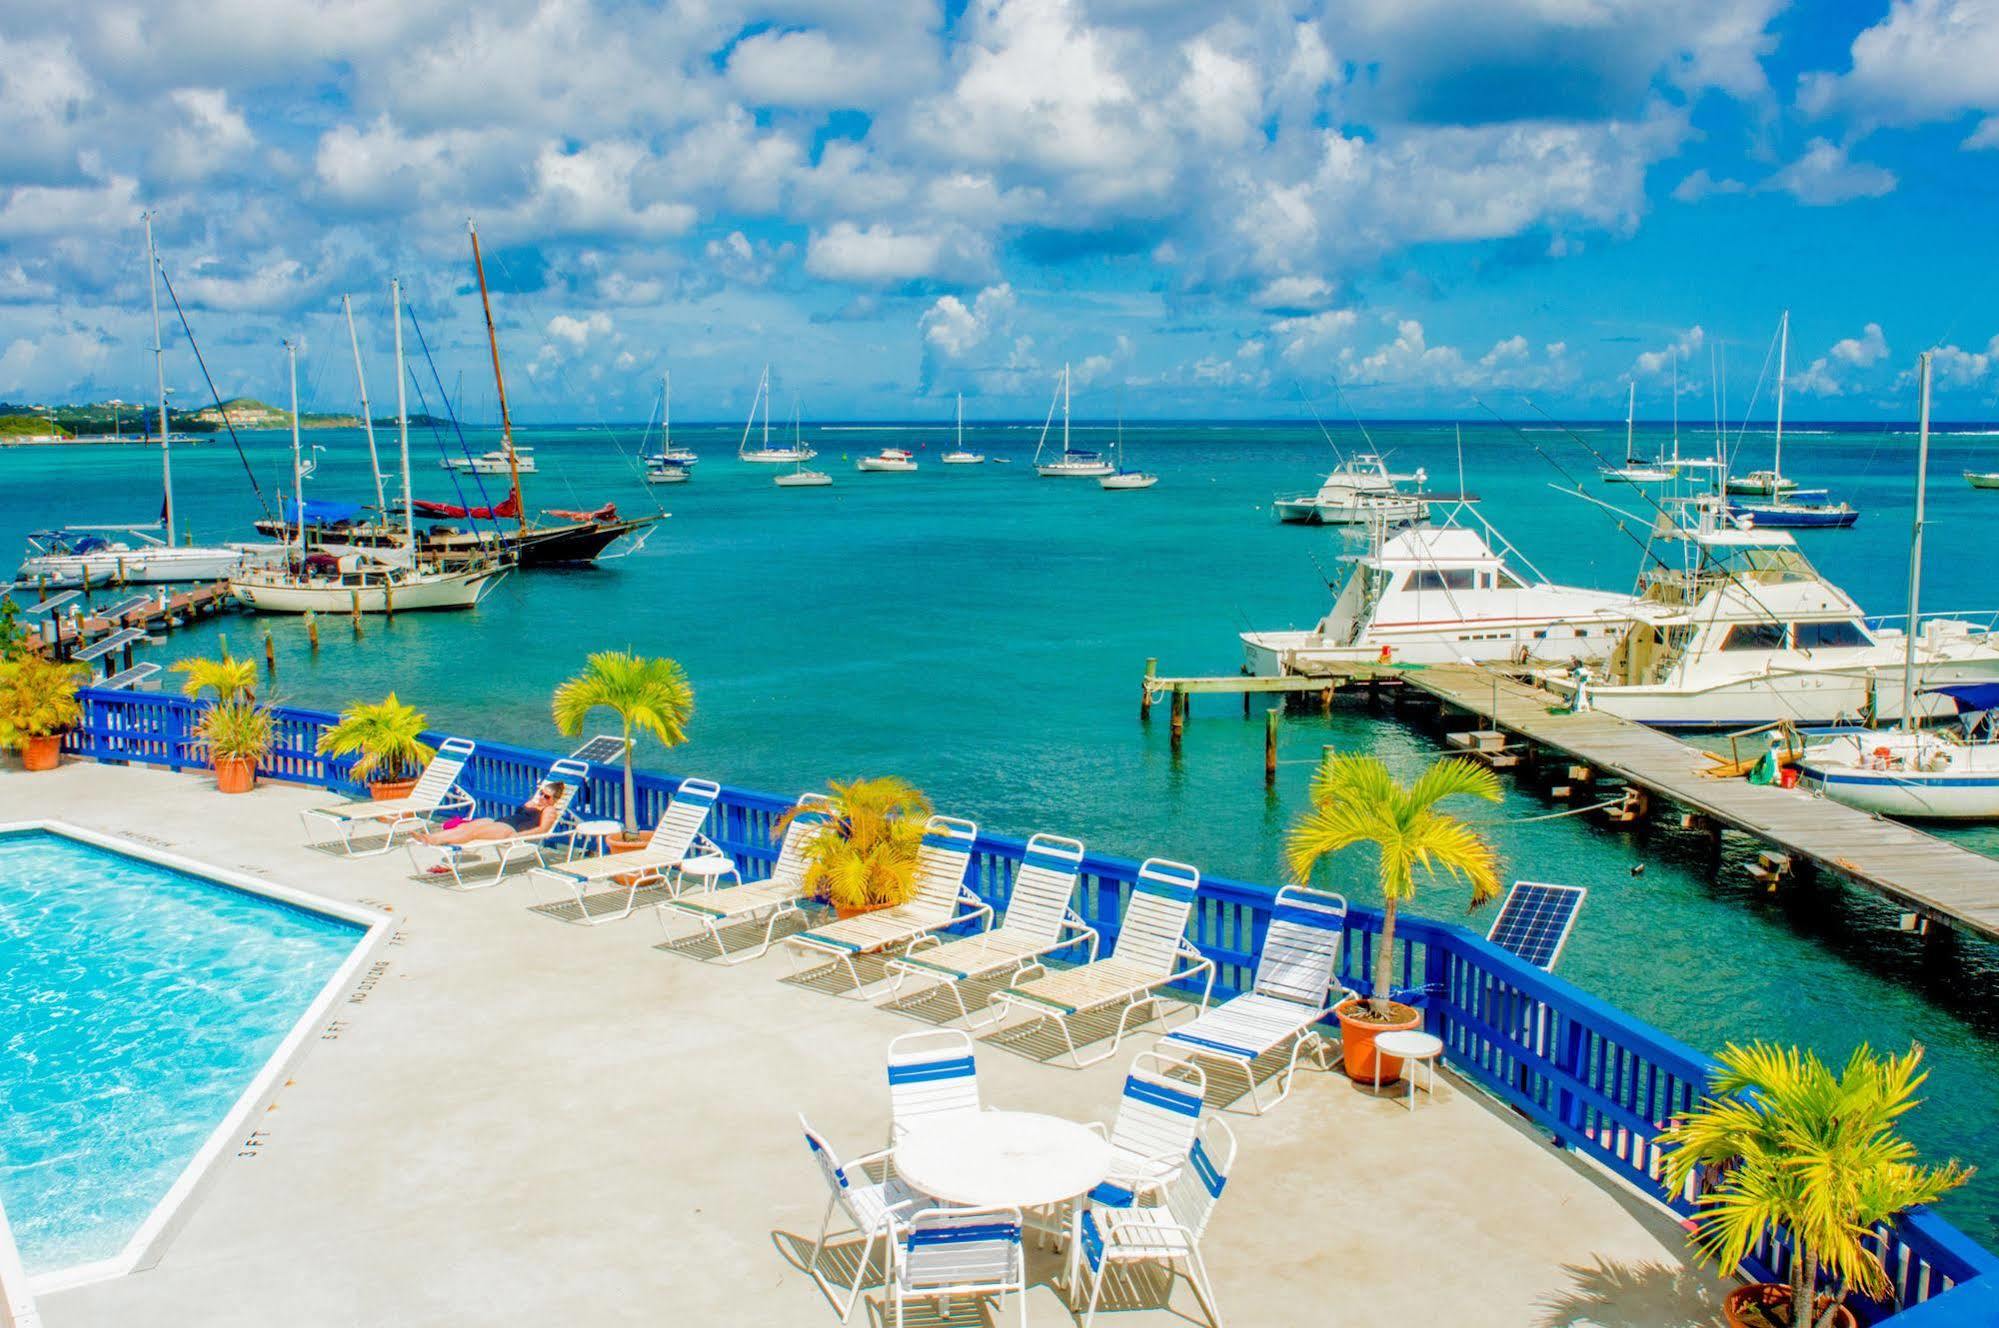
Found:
<box><xmin>544</xmin><ymin>502</ymin><xmax>618</xmax><ymax>522</ymax></box>
<box><xmin>411</xmin><ymin>494</ymin><xmax>521</xmax><ymax>519</ymax></box>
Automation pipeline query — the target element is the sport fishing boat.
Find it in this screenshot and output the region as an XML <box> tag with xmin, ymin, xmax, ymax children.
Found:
<box><xmin>1033</xmin><ymin>364</ymin><xmax>1114</xmax><ymax>477</ymax></box>
<box><xmin>738</xmin><ymin>366</ymin><xmax>816</xmax><ymax>464</ymax></box>
<box><xmin>16</xmin><ymin>215</ymin><xmax>285</xmax><ymax>588</ymax></box>
<box><xmin>1241</xmin><ymin>507</ymin><xmax>1649</xmax><ymax>675</ymax></box>
<box><xmin>443</xmin><ymin>447</ymin><xmax>537</xmax><ymax>474</ymax></box>
<box><xmin>940</xmin><ymin>394</ymin><xmax>984</xmax><ymax>464</ymax></box>
<box><xmin>857</xmin><ymin>447</ymin><xmax>918</xmax><ymax>473</ymax></box>
<box><xmin>1273</xmin><ymin>454</ymin><xmax>1427</xmax><ymax>525</ymax></box>
<box><xmin>1600</xmin><ymin>384</ymin><xmax>1676</xmax><ymax>484</ymax></box>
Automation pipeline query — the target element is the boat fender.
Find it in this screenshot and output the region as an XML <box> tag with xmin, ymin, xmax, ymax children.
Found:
<box><xmin>1378</xmin><ymin>644</ymin><xmax>1393</xmax><ymax>665</ymax></box>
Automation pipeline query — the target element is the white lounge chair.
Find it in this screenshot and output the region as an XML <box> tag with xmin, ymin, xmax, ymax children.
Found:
<box><xmin>405</xmin><ymin>759</ymin><xmax>591</xmax><ymax>889</ymax></box>
<box><xmin>783</xmin><ymin>816</ymin><xmax>989</xmax><ymax>994</ymax></box>
<box><xmin>656</xmin><ymin>792</ymin><xmax>831</xmax><ymax>963</ymax></box>
<box><xmin>885</xmin><ymin>1029</ymin><xmax>981</xmax><ymax>1143</ymax></box>
<box><xmin>880</xmin><ymin>831</ymin><xmax>1097</xmax><ymax>1023</ymax></box>
<box><xmin>527</xmin><ymin>777</ymin><xmax>722</xmax><ymax>925</ymax></box>
<box><xmin>1077</xmin><ymin>1117</ymin><xmax>1235</xmax><ymax>1328</ymax></box>
<box><xmin>984</xmin><ymin>857</ymin><xmax>1215</xmax><ymax>1068</ymax></box>
<box><xmin>800</xmin><ymin>1114</ymin><xmax>923</xmax><ymax>1322</ymax></box>
<box><xmin>298</xmin><ymin>737</ymin><xmax>475</xmax><ymax>856</ymax></box>
<box><xmin>1086</xmin><ymin>1053</ymin><xmax>1208</xmax><ymax>1208</ymax></box>
<box><xmin>883</xmin><ymin>1206</ymin><xmax>1027</xmax><ymax>1328</ymax></box>
<box><xmin>1156</xmin><ymin>885</ymin><xmax>1351</xmax><ymax>1113</ymax></box>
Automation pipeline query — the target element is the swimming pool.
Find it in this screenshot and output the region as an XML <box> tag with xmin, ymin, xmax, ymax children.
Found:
<box><xmin>0</xmin><ymin>823</ymin><xmax>380</xmax><ymax>1287</ymax></box>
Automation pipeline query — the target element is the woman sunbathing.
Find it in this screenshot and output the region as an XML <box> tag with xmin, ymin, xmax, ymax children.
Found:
<box><xmin>415</xmin><ymin>782</ymin><xmax>567</xmax><ymax>849</ymax></box>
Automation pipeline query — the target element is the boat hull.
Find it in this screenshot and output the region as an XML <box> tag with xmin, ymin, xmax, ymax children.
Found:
<box><xmin>742</xmin><ymin>449</ymin><xmax>817</xmax><ymax>464</ymax></box>
<box><xmin>939</xmin><ymin>453</ymin><xmax>985</xmax><ymax>465</ymax></box>
<box><xmin>1728</xmin><ymin>503</ymin><xmax>1859</xmax><ymax>529</ymax></box>
<box><xmin>856</xmin><ymin>460</ymin><xmax>918</xmax><ymax>472</ymax></box>
<box><xmin>1272</xmin><ymin>496</ymin><xmax>1427</xmax><ymax>525</ymax></box>
<box><xmin>1558</xmin><ymin>660</ymin><xmax>1999</xmax><ymax>728</ymax></box>
<box><xmin>1798</xmin><ymin>734</ymin><xmax>1999</xmax><ymax>820</ymax></box>
<box><xmin>1242</xmin><ymin>619</ymin><xmax>1624</xmax><ymax>676</ymax></box>
<box><xmin>1099</xmin><ymin>474</ymin><xmax>1157</xmax><ymax>489</ymax></box>
<box><xmin>230</xmin><ymin>567</ymin><xmax>506</xmax><ymax>613</ymax></box>
<box><xmin>1968</xmin><ymin>472</ymin><xmax>1999</xmax><ymax>490</ymax></box>
<box><xmin>18</xmin><ymin>544</ymin><xmax>283</xmax><ymax>589</ymax></box>
<box><xmin>1037</xmin><ymin>463</ymin><xmax>1114</xmax><ymax>477</ymax></box>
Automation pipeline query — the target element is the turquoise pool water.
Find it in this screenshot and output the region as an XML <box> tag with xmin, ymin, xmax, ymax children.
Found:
<box><xmin>0</xmin><ymin>829</ymin><xmax>364</xmax><ymax>1276</ymax></box>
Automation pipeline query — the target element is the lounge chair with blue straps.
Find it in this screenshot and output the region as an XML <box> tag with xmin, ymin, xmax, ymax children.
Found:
<box><xmin>299</xmin><ymin>737</ymin><xmax>476</xmax><ymax>856</ymax></box>
<box><xmin>1156</xmin><ymin>885</ymin><xmax>1351</xmax><ymax>1113</ymax></box>
<box><xmin>783</xmin><ymin>816</ymin><xmax>988</xmax><ymax>994</ymax></box>
<box><xmin>405</xmin><ymin>759</ymin><xmax>591</xmax><ymax>888</ymax></box>
<box><xmin>656</xmin><ymin>792</ymin><xmax>830</xmax><ymax>962</ymax></box>
<box><xmin>879</xmin><ymin>831</ymin><xmax>1097</xmax><ymax>1023</ymax></box>
<box><xmin>982</xmin><ymin>858</ymin><xmax>1215</xmax><ymax>1069</ymax></box>
<box><xmin>1077</xmin><ymin>1116</ymin><xmax>1235</xmax><ymax>1328</ymax></box>
<box><xmin>527</xmin><ymin>777</ymin><xmax>722</xmax><ymax>925</ymax></box>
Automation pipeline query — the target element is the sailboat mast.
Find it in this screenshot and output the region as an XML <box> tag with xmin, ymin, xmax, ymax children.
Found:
<box><xmin>663</xmin><ymin>370</ymin><xmax>671</xmax><ymax>449</ymax></box>
<box><xmin>1625</xmin><ymin>381</ymin><xmax>1635</xmax><ymax>465</ymax></box>
<box><xmin>763</xmin><ymin>364</ymin><xmax>771</xmax><ymax>450</ymax></box>
<box><xmin>393</xmin><ymin>278</ymin><xmax>413</xmax><ymax>550</ymax></box>
<box><xmin>145</xmin><ymin>211</ymin><xmax>174</xmax><ymax>541</ymax></box>
<box><xmin>1774</xmin><ymin>309</ymin><xmax>1789</xmax><ymax>482</ymax></box>
<box><xmin>467</xmin><ymin>219</ymin><xmax>526</xmax><ymax>538</ymax></box>
<box><xmin>1902</xmin><ymin>351</ymin><xmax>1932</xmax><ymax>731</ymax></box>
<box><xmin>1062</xmin><ymin>362</ymin><xmax>1070</xmax><ymax>453</ymax></box>
<box><xmin>286</xmin><ymin>339</ymin><xmax>305</xmax><ymax>554</ymax></box>
<box><xmin>343</xmin><ymin>294</ymin><xmax>388</xmax><ymax>515</ymax></box>
<box><xmin>956</xmin><ymin>391</ymin><xmax>962</xmax><ymax>449</ymax></box>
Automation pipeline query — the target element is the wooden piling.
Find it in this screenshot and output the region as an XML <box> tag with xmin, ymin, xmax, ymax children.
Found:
<box><xmin>1140</xmin><ymin>658</ymin><xmax>1156</xmax><ymax>721</ymax></box>
<box><xmin>1169</xmin><ymin>688</ymin><xmax>1186</xmax><ymax>750</ymax></box>
<box><xmin>350</xmin><ymin>590</ymin><xmax>363</xmax><ymax>636</ymax></box>
<box><xmin>264</xmin><ymin>629</ymin><xmax>277</xmax><ymax>677</ymax></box>
<box><xmin>305</xmin><ymin>612</ymin><xmax>319</xmax><ymax>652</ymax></box>
<box><xmin>1265</xmin><ymin>707</ymin><xmax>1279</xmax><ymax>785</ymax></box>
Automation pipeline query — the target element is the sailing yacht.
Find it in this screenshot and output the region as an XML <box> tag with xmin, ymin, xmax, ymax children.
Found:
<box><xmin>738</xmin><ymin>366</ymin><xmax>816</xmax><ymax>463</ymax></box>
<box><xmin>940</xmin><ymin>394</ymin><xmax>984</xmax><ymax>464</ymax></box>
<box><xmin>1726</xmin><ymin>312</ymin><xmax>1858</xmax><ymax>526</ymax></box>
<box><xmin>1601</xmin><ymin>384</ymin><xmax>1676</xmax><ymax>483</ymax></box>
<box><xmin>645</xmin><ymin>372</ymin><xmax>691</xmax><ymax>484</ymax></box>
<box><xmin>1272</xmin><ymin>454</ymin><xmax>1427</xmax><ymax>525</ymax></box>
<box><xmin>16</xmin><ymin>215</ymin><xmax>283</xmax><ymax>588</ymax></box>
<box><xmin>1241</xmin><ymin>505</ymin><xmax>1648</xmax><ymax>674</ymax></box>
<box><xmin>1033</xmin><ymin>365</ymin><xmax>1114</xmax><ymax>477</ymax></box>
<box><xmin>1098</xmin><ymin>403</ymin><xmax>1156</xmax><ymax>489</ymax></box>
<box><xmin>773</xmin><ymin>403</ymin><xmax>831</xmax><ymax>485</ymax></box>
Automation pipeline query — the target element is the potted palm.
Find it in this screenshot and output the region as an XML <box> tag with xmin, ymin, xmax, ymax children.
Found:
<box><xmin>317</xmin><ymin>694</ymin><xmax>435</xmax><ymax>799</ymax></box>
<box><xmin>0</xmin><ymin>654</ymin><xmax>89</xmax><ymax>771</ymax></box>
<box><xmin>551</xmin><ymin>650</ymin><xmax>693</xmax><ymax>846</ymax></box>
<box><xmin>172</xmin><ymin>652</ymin><xmax>267</xmax><ymax>792</ymax></box>
<box><xmin>1660</xmin><ymin>1042</ymin><xmax>1971</xmax><ymax>1328</ymax></box>
<box><xmin>779</xmin><ymin>776</ymin><xmax>932</xmax><ymax>917</ymax></box>
<box><xmin>1285</xmin><ymin>752</ymin><xmax>1501</xmax><ymax>1085</ymax></box>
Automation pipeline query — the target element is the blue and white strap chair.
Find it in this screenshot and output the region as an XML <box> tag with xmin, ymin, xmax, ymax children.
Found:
<box><xmin>1086</xmin><ymin>1052</ymin><xmax>1207</xmax><ymax>1209</ymax></box>
<box><xmin>657</xmin><ymin>792</ymin><xmax>831</xmax><ymax>963</ymax></box>
<box><xmin>882</xmin><ymin>830</ymin><xmax>1098</xmax><ymax>1023</ymax></box>
<box><xmin>784</xmin><ymin>815</ymin><xmax>989</xmax><ymax>995</ymax></box>
<box><xmin>800</xmin><ymin>1114</ymin><xmax>921</xmax><ymax>1323</ymax></box>
<box><xmin>406</xmin><ymin>758</ymin><xmax>592</xmax><ymax>888</ymax></box>
<box><xmin>984</xmin><ymin>857</ymin><xmax>1216</xmax><ymax>1068</ymax></box>
<box><xmin>886</xmin><ymin>1029</ymin><xmax>982</xmax><ymax>1143</ymax></box>
<box><xmin>1078</xmin><ymin>1116</ymin><xmax>1236</xmax><ymax>1328</ymax></box>
<box><xmin>884</xmin><ymin>1206</ymin><xmax>1027</xmax><ymax>1328</ymax></box>
<box><xmin>1157</xmin><ymin>885</ymin><xmax>1351</xmax><ymax>1113</ymax></box>
<box><xmin>299</xmin><ymin>736</ymin><xmax>476</xmax><ymax>855</ymax></box>
<box><xmin>528</xmin><ymin>777</ymin><xmax>724</xmax><ymax>925</ymax></box>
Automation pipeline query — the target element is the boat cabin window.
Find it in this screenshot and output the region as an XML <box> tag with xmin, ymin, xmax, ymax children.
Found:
<box><xmin>1793</xmin><ymin>620</ymin><xmax>1870</xmax><ymax>649</ymax></box>
<box><xmin>1721</xmin><ymin>622</ymin><xmax>1788</xmax><ymax>652</ymax></box>
<box><xmin>1494</xmin><ymin>568</ymin><xmax>1525</xmax><ymax>589</ymax></box>
<box><xmin>1409</xmin><ymin>569</ymin><xmax>1477</xmax><ymax>592</ymax></box>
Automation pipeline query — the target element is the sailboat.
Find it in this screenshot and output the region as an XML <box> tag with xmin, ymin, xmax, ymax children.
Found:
<box><xmin>738</xmin><ymin>366</ymin><xmax>816</xmax><ymax>463</ymax></box>
<box><xmin>1601</xmin><ymin>383</ymin><xmax>1675</xmax><ymax>483</ymax></box>
<box><xmin>230</xmin><ymin>317</ymin><xmax>506</xmax><ymax>614</ymax></box>
<box><xmin>773</xmin><ymin>401</ymin><xmax>831</xmax><ymax>486</ymax></box>
<box><xmin>1798</xmin><ymin>353</ymin><xmax>1999</xmax><ymax>818</ymax></box>
<box><xmin>1727</xmin><ymin>312</ymin><xmax>1858</xmax><ymax>527</ymax></box>
<box><xmin>1033</xmin><ymin>364</ymin><xmax>1114</xmax><ymax>477</ymax></box>
<box><xmin>940</xmin><ymin>394</ymin><xmax>984</xmax><ymax>464</ymax></box>
<box><xmin>1098</xmin><ymin>398</ymin><xmax>1156</xmax><ymax>489</ymax></box>
<box><xmin>16</xmin><ymin>214</ymin><xmax>284</xmax><ymax>589</ymax></box>
<box><xmin>645</xmin><ymin>371</ymin><xmax>691</xmax><ymax>484</ymax></box>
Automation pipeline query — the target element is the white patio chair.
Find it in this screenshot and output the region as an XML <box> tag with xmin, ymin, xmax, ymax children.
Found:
<box><xmin>800</xmin><ymin>1113</ymin><xmax>922</xmax><ymax>1323</ymax></box>
<box><xmin>783</xmin><ymin>816</ymin><xmax>989</xmax><ymax>994</ymax></box>
<box><xmin>984</xmin><ymin>858</ymin><xmax>1215</xmax><ymax>1068</ymax></box>
<box><xmin>1086</xmin><ymin>1052</ymin><xmax>1208</xmax><ymax>1209</ymax></box>
<box><xmin>527</xmin><ymin>777</ymin><xmax>722</xmax><ymax>925</ymax></box>
<box><xmin>298</xmin><ymin>736</ymin><xmax>475</xmax><ymax>855</ymax></box>
<box><xmin>886</xmin><ymin>1029</ymin><xmax>981</xmax><ymax>1143</ymax></box>
<box><xmin>656</xmin><ymin>792</ymin><xmax>831</xmax><ymax>962</ymax></box>
<box><xmin>883</xmin><ymin>1206</ymin><xmax>1027</xmax><ymax>1328</ymax></box>
<box><xmin>1157</xmin><ymin>885</ymin><xmax>1352</xmax><ymax>1113</ymax></box>
<box><xmin>881</xmin><ymin>831</ymin><xmax>1098</xmax><ymax>1023</ymax></box>
<box><xmin>406</xmin><ymin>759</ymin><xmax>591</xmax><ymax>888</ymax></box>
<box><xmin>1078</xmin><ymin>1116</ymin><xmax>1237</xmax><ymax>1328</ymax></box>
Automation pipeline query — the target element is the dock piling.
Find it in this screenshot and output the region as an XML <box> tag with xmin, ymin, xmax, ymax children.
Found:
<box><xmin>264</xmin><ymin>629</ymin><xmax>277</xmax><ymax>678</ymax></box>
<box><xmin>305</xmin><ymin>612</ymin><xmax>319</xmax><ymax>652</ymax></box>
<box><xmin>1140</xmin><ymin>658</ymin><xmax>1156</xmax><ymax>721</ymax></box>
<box><xmin>1264</xmin><ymin>708</ymin><xmax>1279</xmax><ymax>786</ymax></box>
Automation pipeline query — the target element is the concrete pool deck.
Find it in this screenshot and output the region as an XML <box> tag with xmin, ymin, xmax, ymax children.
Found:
<box><xmin>7</xmin><ymin>760</ymin><xmax>1727</xmax><ymax>1327</ymax></box>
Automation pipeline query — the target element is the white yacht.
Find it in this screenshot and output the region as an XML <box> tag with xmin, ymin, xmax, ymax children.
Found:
<box><xmin>1033</xmin><ymin>364</ymin><xmax>1114</xmax><ymax>477</ymax></box>
<box><xmin>1241</xmin><ymin>512</ymin><xmax>1647</xmax><ymax>675</ymax></box>
<box><xmin>857</xmin><ymin>447</ymin><xmax>918</xmax><ymax>473</ymax></box>
<box><xmin>643</xmin><ymin>371</ymin><xmax>694</xmax><ymax>483</ymax></box>
<box><xmin>1273</xmin><ymin>454</ymin><xmax>1427</xmax><ymax>525</ymax></box>
<box><xmin>1539</xmin><ymin>499</ymin><xmax>1999</xmax><ymax>728</ymax></box>
<box><xmin>940</xmin><ymin>394</ymin><xmax>984</xmax><ymax>464</ymax></box>
<box><xmin>737</xmin><ymin>366</ymin><xmax>816</xmax><ymax>464</ymax></box>
<box><xmin>1600</xmin><ymin>384</ymin><xmax>1676</xmax><ymax>484</ymax></box>
<box><xmin>443</xmin><ymin>447</ymin><xmax>536</xmax><ymax>475</ymax></box>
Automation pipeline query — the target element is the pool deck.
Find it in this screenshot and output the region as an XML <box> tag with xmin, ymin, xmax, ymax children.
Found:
<box><xmin>9</xmin><ymin>760</ymin><xmax>1727</xmax><ymax>1327</ymax></box>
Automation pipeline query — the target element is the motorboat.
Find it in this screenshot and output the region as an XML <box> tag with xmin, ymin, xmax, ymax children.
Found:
<box><xmin>1241</xmin><ymin>509</ymin><xmax>1648</xmax><ymax>675</ymax></box>
<box><xmin>737</xmin><ymin>366</ymin><xmax>816</xmax><ymax>463</ymax></box>
<box><xmin>17</xmin><ymin>525</ymin><xmax>282</xmax><ymax>588</ymax></box>
<box><xmin>1601</xmin><ymin>384</ymin><xmax>1676</xmax><ymax>484</ymax></box>
<box><xmin>1273</xmin><ymin>454</ymin><xmax>1428</xmax><ymax>525</ymax></box>
<box><xmin>940</xmin><ymin>394</ymin><xmax>984</xmax><ymax>464</ymax></box>
<box><xmin>1968</xmin><ymin>472</ymin><xmax>1999</xmax><ymax>490</ymax></box>
<box><xmin>1033</xmin><ymin>364</ymin><xmax>1114</xmax><ymax>477</ymax></box>
<box><xmin>443</xmin><ymin>447</ymin><xmax>536</xmax><ymax>474</ymax></box>
<box><xmin>857</xmin><ymin>447</ymin><xmax>918</xmax><ymax>473</ymax></box>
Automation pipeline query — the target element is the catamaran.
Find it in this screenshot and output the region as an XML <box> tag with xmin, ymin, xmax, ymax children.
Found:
<box><xmin>1033</xmin><ymin>364</ymin><xmax>1113</xmax><ymax>477</ymax></box>
<box><xmin>1600</xmin><ymin>383</ymin><xmax>1675</xmax><ymax>483</ymax></box>
<box><xmin>15</xmin><ymin>214</ymin><xmax>283</xmax><ymax>588</ymax></box>
<box><xmin>1241</xmin><ymin>505</ymin><xmax>1648</xmax><ymax>674</ymax></box>
<box><xmin>940</xmin><ymin>394</ymin><xmax>984</xmax><ymax>464</ymax></box>
<box><xmin>738</xmin><ymin>366</ymin><xmax>815</xmax><ymax>463</ymax></box>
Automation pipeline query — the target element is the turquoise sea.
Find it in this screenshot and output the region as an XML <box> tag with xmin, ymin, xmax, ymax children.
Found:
<box><xmin>6</xmin><ymin>418</ymin><xmax>1999</xmax><ymax>1241</ymax></box>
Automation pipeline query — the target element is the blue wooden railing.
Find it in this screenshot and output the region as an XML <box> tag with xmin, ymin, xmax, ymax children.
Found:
<box><xmin>63</xmin><ymin>687</ymin><xmax>1999</xmax><ymax>1324</ymax></box>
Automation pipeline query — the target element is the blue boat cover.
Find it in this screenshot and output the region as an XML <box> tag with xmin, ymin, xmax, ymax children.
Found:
<box><xmin>1922</xmin><ymin>682</ymin><xmax>1999</xmax><ymax>714</ymax></box>
<box><xmin>283</xmin><ymin>498</ymin><xmax>363</xmax><ymax>524</ymax></box>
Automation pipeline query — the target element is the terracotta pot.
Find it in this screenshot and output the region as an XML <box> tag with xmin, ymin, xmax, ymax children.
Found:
<box><xmin>369</xmin><ymin>777</ymin><xmax>419</xmax><ymax>801</ymax></box>
<box><xmin>604</xmin><ymin>834</ymin><xmax>648</xmax><ymax>854</ymax></box>
<box><xmin>834</xmin><ymin>899</ymin><xmax>897</xmax><ymax>920</ymax></box>
<box><xmin>1335</xmin><ymin>998</ymin><xmax>1423</xmax><ymax>1086</ymax></box>
<box><xmin>1723</xmin><ymin>1284</ymin><xmax>1857</xmax><ymax>1328</ymax></box>
<box><xmin>213</xmin><ymin>756</ymin><xmax>257</xmax><ymax>794</ymax></box>
<box><xmin>21</xmin><ymin>733</ymin><xmax>62</xmax><ymax>772</ymax></box>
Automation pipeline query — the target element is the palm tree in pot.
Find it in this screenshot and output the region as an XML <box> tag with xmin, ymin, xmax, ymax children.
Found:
<box><xmin>1660</xmin><ymin>1042</ymin><xmax>1971</xmax><ymax>1328</ymax></box>
<box><xmin>0</xmin><ymin>654</ymin><xmax>89</xmax><ymax>771</ymax></box>
<box><xmin>316</xmin><ymin>694</ymin><xmax>436</xmax><ymax>799</ymax></box>
<box><xmin>552</xmin><ymin>650</ymin><xmax>693</xmax><ymax>844</ymax></box>
<box><xmin>777</xmin><ymin>776</ymin><xmax>932</xmax><ymax>916</ymax></box>
<box><xmin>1285</xmin><ymin>752</ymin><xmax>1500</xmax><ymax>1084</ymax></box>
<box><xmin>172</xmin><ymin>652</ymin><xmax>269</xmax><ymax>791</ymax></box>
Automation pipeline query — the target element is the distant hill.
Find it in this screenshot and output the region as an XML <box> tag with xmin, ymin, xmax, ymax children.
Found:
<box><xmin>0</xmin><ymin>414</ymin><xmax>70</xmax><ymax>438</ymax></box>
<box><xmin>371</xmin><ymin>412</ymin><xmax>452</xmax><ymax>428</ymax></box>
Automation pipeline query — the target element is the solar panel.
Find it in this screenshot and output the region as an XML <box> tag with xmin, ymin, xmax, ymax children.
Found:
<box><xmin>72</xmin><ymin>628</ymin><xmax>149</xmax><ymax>662</ymax></box>
<box><xmin>12</xmin><ymin>590</ymin><xmax>80</xmax><ymax>616</ymax></box>
<box><xmin>1485</xmin><ymin>881</ymin><xmax>1587</xmax><ymax>972</ymax></box>
<box><xmin>101</xmin><ymin>662</ymin><xmax>163</xmax><ymax>691</ymax></box>
<box><xmin>568</xmin><ymin>734</ymin><xmax>631</xmax><ymax>764</ymax></box>
<box><xmin>98</xmin><ymin>595</ymin><xmax>156</xmax><ymax>621</ymax></box>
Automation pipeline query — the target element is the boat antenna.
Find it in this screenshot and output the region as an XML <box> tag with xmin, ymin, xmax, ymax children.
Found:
<box><xmin>467</xmin><ymin>218</ymin><xmax>526</xmax><ymax>539</ymax></box>
<box><xmin>342</xmin><ymin>294</ymin><xmax>388</xmax><ymax>515</ymax></box>
<box><xmin>392</xmin><ymin>278</ymin><xmax>413</xmax><ymax>552</ymax></box>
<box><xmin>1291</xmin><ymin>381</ymin><xmax>1351</xmax><ymax>469</ymax></box>
<box><xmin>144</xmin><ymin>211</ymin><xmax>175</xmax><ymax>541</ymax></box>
<box><xmin>1903</xmin><ymin>351</ymin><xmax>1932</xmax><ymax>732</ymax></box>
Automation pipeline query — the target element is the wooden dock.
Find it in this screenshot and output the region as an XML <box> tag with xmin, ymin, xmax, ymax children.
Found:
<box><xmin>10</xmin><ymin>582</ymin><xmax>237</xmax><ymax>671</ymax></box>
<box><xmin>1145</xmin><ymin>661</ymin><xmax>1999</xmax><ymax>943</ymax></box>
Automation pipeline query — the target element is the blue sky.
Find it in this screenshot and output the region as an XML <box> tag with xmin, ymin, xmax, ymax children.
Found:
<box><xmin>3</xmin><ymin>0</ymin><xmax>1998</xmax><ymax>421</ymax></box>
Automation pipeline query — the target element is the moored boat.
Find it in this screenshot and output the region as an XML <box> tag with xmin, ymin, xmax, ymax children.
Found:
<box><xmin>443</xmin><ymin>447</ymin><xmax>537</xmax><ymax>474</ymax></box>
<box><xmin>738</xmin><ymin>366</ymin><xmax>816</xmax><ymax>463</ymax></box>
<box><xmin>940</xmin><ymin>394</ymin><xmax>984</xmax><ymax>464</ymax></box>
<box><xmin>1033</xmin><ymin>364</ymin><xmax>1114</xmax><ymax>477</ymax></box>
<box><xmin>857</xmin><ymin>447</ymin><xmax>918</xmax><ymax>473</ymax></box>
<box><xmin>1273</xmin><ymin>454</ymin><xmax>1427</xmax><ymax>525</ymax></box>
